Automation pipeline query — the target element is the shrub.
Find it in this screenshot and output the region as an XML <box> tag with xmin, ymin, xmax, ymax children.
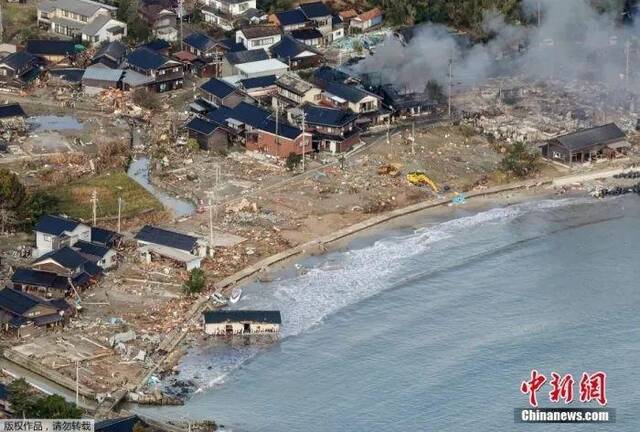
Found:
<box><xmin>183</xmin><ymin>268</ymin><xmax>206</xmax><ymax>295</ymax></box>
<box><xmin>499</xmin><ymin>142</ymin><xmax>541</xmax><ymax>178</ymax></box>
<box><xmin>285</xmin><ymin>152</ymin><xmax>302</xmax><ymax>171</ymax></box>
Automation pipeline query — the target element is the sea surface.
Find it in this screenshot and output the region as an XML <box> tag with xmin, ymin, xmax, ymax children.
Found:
<box><xmin>138</xmin><ymin>196</ymin><xmax>640</xmax><ymax>431</ymax></box>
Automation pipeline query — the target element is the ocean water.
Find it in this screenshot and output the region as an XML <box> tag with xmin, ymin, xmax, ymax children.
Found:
<box><xmin>138</xmin><ymin>196</ymin><xmax>640</xmax><ymax>431</ymax></box>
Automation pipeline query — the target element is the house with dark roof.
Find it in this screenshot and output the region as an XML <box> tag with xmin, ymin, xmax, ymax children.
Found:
<box><xmin>541</xmin><ymin>123</ymin><xmax>629</xmax><ymax>164</ymax></box>
<box><xmin>25</xmin><ymin>40</ymin><xmax>80</xmax><ymax>64</ymax></box>
<box><xmin>10</xmin><ymin>267</ymin><xmax>71</xmax><ymax>299</ymax></box>
<box><xmin>235</xmin><ymin>26</ymin><xmax>281</xmax><ymax>51</ymax></box>
<box><xmin>91</xmin><ymin>227</ymin><xmax>122</xmax><ymax>248</ymax></box>
<box><xmin>199</xmin><ymin>78</ymin><xmax>249</xmax><ymax>108</ymax></box>
<box><xmin>323</xmin><ymin>81</ymin><xmax>381</xmax><ymax>114</ymax></box>
<box><xmin>270</xmin><ymin>35</ymin><xmax>323</xmax><ymax>70</ymax></box>
<box><xmin>221</xmin><ymin>48</ymin><xmax>270</xmax><ymax>76</ymax></box>
<box><xmin>0</xmin><ymin>103</ymin><xmax>26</xmax><ymax>121</ymax></box>
<box><xmin>290</xmin><ymin>28</ymin><xmax>324</xmax><ymax>47</ymax></box>
<box><xmin>268</xmin><ymin>9</ymin><xmax>309</xmax><ymax>32</ymax></box>
<box><xmin>184</xmin><ymin>117</ymin><xmax>231</xmax><ymax>151</ymax></box>
<box><xmin>0</xmin><ymin>287</ymin><xmax>71</xmax><ymax>338</ymax></box>
<box><xmin>90</xmin><ymin>41</ymin><xmax>127</xmax><ymax>69</ymax></box>
<box><xmin>32</xmin><ymin>246</ymin><xmax>103</xmax><ymax>286</ymax></box>
<box><xmin>202</xmin><ymin>0</ymin><xmax>266</xmax><ymax>31</ymax></box>
<box><xmin>0</xmin><ymin>52</ymin><xmax>40</xmax><ymax>88</ymax></box>
<box><xmin>34</xmin><ymin>215</ymin><xmax>91</xmax><ymax>257</ymax></box>
<box><xmin>135</xmin><ymin>225</ymin><xmax>210</xmax><ymax>270</ymax></box>
<box><xmin>311</xmin><ymin>65</ymin><xmax>357</xmax><ymax>88</ymax></box>
<box><xmin>299</xmin><ymin>1</ymin><xmax>333</xmax><ymax>42</ymax></box>
<box><xmin>74</xmin><ymin>240</ymin><xmax>117</xmax><ymax>269</ymax></box>
<box><xmin>124</xmin><ymin>47</ymin><xmax>184</xmax><ymax>92</ymax></box>
<box><xmin>300</xmin><ymin>104</ymin><xmax>360</xmax><ymax>153</ymax></box>
<box><xmin>237</xmin><ymin>74</ymin><xmax>277</xmax><ymax>98</ymax></box>
<box><xmin>182</xmin><ymin>32</ymin><xmax>228</xmax><ymax>77</ymax></box>
<box><xmin>379</xmin><ymin>84</ymin><xmax>437</xmax><ymax>118</ymax></box>
<box><xmin>137</xmin><ymin>0</ymin><xmax>177</xmax><ymax>42</ymax></box>
<box><xmin>203</xmin><ymin>310</ymin><xmax>282</xmax><ymax>335</ymax></box>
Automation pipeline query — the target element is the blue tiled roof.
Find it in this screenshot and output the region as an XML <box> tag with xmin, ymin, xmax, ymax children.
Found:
<box><xmin>219</xmin><ymin>38</ymin><xmax>246</xmax><ymax>52</ymax></box>
<box><xmin>200</xmin><ymin>78</ymin><xmax>238</xmax><ymax>99</ymax></box>
<box><xmin>325</xmin><ymin>81</ymin><xmax>379</xmax><ymax>103</ymax></box>
<box><xmin>185</xmin><ymin>117</ymin><xmax>219</xmax><ymax>135</ymax></box>
<box><xmin>34</xmin><ymin>246</ymin><xmax>88</xmax><ymax>270</ymax></box>
<box><xmin>1</xmin><ymin>52</ymin><xmax>37</xmax><ymax>70</ymax></box>
<box><xmin>91</xmin><ymin>227</ymin><xmax>120</xmax><ymax>245</ymax></box>
<box><xmin>239</xmin><ymin>74</ymin><xmax>277</xmax><ymax>90</ymax></box>
<box><xmin>203</xmin><ymin>310</ymin><xmax>282</xmax><ymax>324</ymax></box>
<box><xmin>135</xmin><ymin>225</ymin><xmax>198</xmax><ymax>252</ymax></box>
<box><xmin>224</xmin><ymin>49</ymin><xmax>269</xmax><ymax>65</ymax></box>
<box><xmin>11</xmin><ymin>268</ymin><xmax>69</xmax><ymax>290</ymax></box>
<box><xmin>299</xmin><ymin>1</ymin><xmax>332</xmax><ymax>18</ymax></box>
<box><xmin>0</xmin><ymin>287</ymin><xmax>44</xmax><ymax>316</ymax></box>
<box><xmin>183</xmin><ymin>32</ymin><xmax>216</xmax><ymax>51</ymax></box>
<box><xmin>206</xmin><ymin>106</ymin><xmax>236</xmax><ymax>124</ymax></box>
<box><xmin>127</xmin><ymin>47</ymin><xmax>169</xmax><ymax>71</ymax></box>
<box><xmin>312</xmin><ymin>66</ymin><xmax>351</xmax><ymax>84</ymax></box>
<box><xmin>290</xmin><ymin>28</ymin><xmax>323</xmax><ymax>41</ymax></box>
<box><xmin>74</xmin><ymin>240</ymin><xmax>110</xmax><ymax>259</ymax></box>
<box><xmin>229</xmin><ymin>101</ymin><xmax>270</xmax><ymax>127</ymax></box>
<box><xmin>303</xmin><ymin>104</ymin><xmax>358</xmax><ymax>127</ymax></box>
<box><xmin>259</xmin><ymin>118</ymin><xmax>301</xmax><ymax>140</ymax></box>
<box><xmin>34</xmin><ymin>215</ymin><xmax>81</xmax><ymax>236</ymax></box>
<box><xmin>0</xmin><ymin>383</ymin><xmax>8</xmax><ymax>401</ymax></box>
<box><xmin>275</xmin><ymin>9</ymin><xmax>308</xmax><ymax>26</ymax></box>
<box><xmin>0</xmin><ymin>103</ymin><xmax>26</xmax><ymax>119</ymax></box>
<box><xmin>141</xmin><ymin>39</ymin><xmax>170</xmax><ymax>52</ymax></box>
<box><xmin>271</xmin><ymin>35</ymin><xmax>319</xmax><ymax>60</ymax></box>
<box><xmin>25</xmin><ymin>39</ymin><xmax>79</xmax><ymax>56</ymax></box>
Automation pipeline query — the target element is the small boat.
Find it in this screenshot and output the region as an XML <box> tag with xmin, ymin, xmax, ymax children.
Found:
<box><xmin>229</xmin><ymin>287</ymin><xmax>242</xmax><ymax>304</ymax></box>
<box><xmin>210</xmin><ymin>293</ymin><xmax>228</xmax><ymax>306</ymax></box>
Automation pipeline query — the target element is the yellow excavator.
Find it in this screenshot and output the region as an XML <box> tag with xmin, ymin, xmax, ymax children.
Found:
<box><xmin>406</xmin><ymin>172</ymin><xmax>438</xmax><ymax>193</ymax></box>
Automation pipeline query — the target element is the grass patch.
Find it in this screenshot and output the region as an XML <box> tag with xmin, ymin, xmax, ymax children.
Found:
<box><xmin>48</xmin><ymin>172</ymin><xmax>163</xmax><ymax>221</ymax></box>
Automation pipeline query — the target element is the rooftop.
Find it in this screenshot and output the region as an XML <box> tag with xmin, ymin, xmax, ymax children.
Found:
<box><xmin>299</xmin><ymin>1</ymin><xmax>333</xmax><ymax>19</ymax></box>
<box><xmin>273</xmin><ymin>9</ymin><xmax>308</xmax><ymax>26</ymax></box>
<box><xmin>239</xmin><ymin>74</ymin><xmax>277</xmax><ymax>90</ymax></box>
<box><xmin>200</xmin><ymin>78</ymin><xmax>239</xmax><ymax>99</ymax></box>
<box><xmin>290</xmin><ymin>28</ymin><xmax>323</xmax><ymax>41</ymax></box>
<box><xmin>553</xmin><ymin>123</ymin><xmax>627</xmax><ymax>151</ymax></box>
<box><xmin>34</xmin><ymin>246</ymin><xmax>88</xmax><ymax>270</ymax></box>
<box><xmin>225</xmin><ymin>49</ymin><xmax>270</xmax><ymax>65</ymax></box>
<box><xmin>0</xmin><ymin>287</ymin><xmax>49</xmax><ymax>316</ymax></box>
<box><xmin>0</xmin><ymin>103</ymin><xmax>26</xmax><ymax>119</ymax></box>
<box><xmin>183</xmin><ymin>32</ymin><xmax>217</xmax><ymax>52</ymax></box>
<box><xmin>185</xmin><ymin>117</ymin><xmax>220</xmax><ymax>136</ymax></box>
<box><xmin>26</xmin><ymin>39</ymin><xmax>80</xmax><ymax>56</ymax></box>
<box><xmin>34</xmin><ymin>215</ymin><xmax>83</xmax><ymax>236</ymax></box>
<box><xmin>93</xmin><ymin>41</ymin><xmax>127</xmax><ymax>62</ymax></box>
<box><xmin>74</xmin><ymin>240</ymin><xmax>111</xmax><ymax>259</ymax></box>
<box><xmin>203</xmin><ymin>310</ymin><xmax>282</xmax><ymax>324</ymax></box>
<box><xmin>39</xmin><ymin>0</ymin><xmax>116</xmax><ymax>17</ymax></box>
<box><xmin>324</xmin><ymin>81</ymin><xmax>380</xmax><ymax>104</ymax></box>
<box><xmin>236</xmin><ymin>58</ymin><xmax>288</xmax><ymax>75</ymax></box>
<box><xmin>276</xmin><ymin>73</ymin><xmax>315</xmax><ymax>95</ymax></box>
<box><xmin>270</xmin><ymin>35</ymin><xmax>320</xmax><ymax>59</ymax></box>
<box><xmin>126</xmin><ymin>47</ymin><xmax>172</xmax><ymax>71</ymax></box>
<box><xmin>134</xmin><ymin>225</ymin><xmax>199</xmax><ymax>252</ymax></box>
<box><xmin>238</xmin><ymin>25</ymin><xmax>281</xmax><ymax>39</ymax></box>
<box><xmin>82</xmin><ymin>67</ymin><xmax>124</xmax><ymax>82</ymax></box>
<box><xmin>11</xmin><ymin>268</ymin><xmax>69</xmax><ymax>290</ymax></box>
<box><xmin>0</xmin><ymin>52</ymin><xmax>36</xmax><ymax>70</ymax></box>
<box><xmin>303</xmin><ymin>104</ymin><xmax>358</xmax><ymax>127</ymax></box>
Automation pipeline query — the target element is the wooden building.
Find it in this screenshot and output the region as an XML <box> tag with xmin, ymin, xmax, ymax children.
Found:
<box><xmin>541</xmin><ymin>123</ymin><xmax>629</xmax><ymax>164</ymax></box>
<box><xmin>203</xmin><ymin>310</ymin><xmax>282</xmax><ymax>335</ymax></box>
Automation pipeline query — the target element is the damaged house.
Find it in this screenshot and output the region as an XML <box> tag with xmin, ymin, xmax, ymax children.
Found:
<box><xmin>201</xmin><ymin>0</ymin><xmax>266</xmax><ymax>31</ymax></box>
<box><xmin>379</xmin><ymin>84</ymin><xmax>437</xmax><ymax>118</ymax></box>
<box><xmin>0</xmin><ymin>287</ymin><xmax>72</xmax><ymax>338</ymax></box>
<box><xmin>221</xmin><ymin>48</ymin><xmax>270</xmax><ymax>77</ymax></box>
<box><xmin>182</xmin><ymin>32</ymin><xmax>230</xmax><ymax>77</ymax></box>
<box><xmin>184</xmin><ymin>116</ymin><xmax>232</xmax><ymax>151</ymax></box>
<box><xmin>541</xmin><ymin>123</ymin><xmax>629</xmax><ymax>164</ymax></box>
<box><xmin>135</xmin><ymin>225</ymin><xmax>210</xmax><ymax>270</ymax></box>
<box><xmin>32</xmin><ymin>246</ymin><xmax>103</xmax><ymax>289</ymax></box>
<box><xmin>273</xmin><ymin>73</ymin><xmax>322</xmax><ymax>108</ymax></box>
<box><xmin>299</xmin><ymin>104</ymin><xmax>360</xmax><ymax>154</ymax></box>
<box><xmin>203</xmin><ymin>310</ymin><xmax>282</xmax><ymax>335</ymax></box>
<box><xmin>269</xmin><ymin>35</ymin><xmax>324</xmax><ymax>70</ymax></box>
<box><xmin>199</xmin><ymin>77</ymin><xmax>250</xmax><ymax>108</ymax></box>
<box><xmin>123</xmin><ymin>47</ymin><xmax>184</xmax><ymax>92</ymax></box>
<box><xmin>0</xmin><ymin>52</ymin><xmax>40</xmax><ymax>88</ymax></box>
<box><xmin>137</xmin><ymin>0</ymin><xmax>178</xmax><ymax>41</ymax></box>
<box><xmin>235</xmin><ymin>26</ymin><xmax>282</xmax><ymax>51</ymax></box>
<box><xmin>90</xmin><ymin>41</ymin><xmax>127</xmax><ymax>69</ymax></box>
<box><xmin>321</xmin><ymin>81</ymin><xmax>385</xmax><ymax>125</ymax></box>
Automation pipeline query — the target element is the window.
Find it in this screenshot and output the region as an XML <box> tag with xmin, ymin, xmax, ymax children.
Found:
<box><xmin>0</xmin><ymin>69</ymin><xmax>6</xmax><ymax>76</ymax></box>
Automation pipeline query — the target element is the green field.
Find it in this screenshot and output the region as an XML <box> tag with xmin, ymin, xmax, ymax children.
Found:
<box><xmin>48</xmin><ymin>172</ymin><xmax>163</xmax><ymax>221</ymax></box>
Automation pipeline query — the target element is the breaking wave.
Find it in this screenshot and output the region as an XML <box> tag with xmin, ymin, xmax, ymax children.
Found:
<box><xmin>169</xmin><ymin>197</ymin><xmax>591</xmax><ymax>393</ymax></box>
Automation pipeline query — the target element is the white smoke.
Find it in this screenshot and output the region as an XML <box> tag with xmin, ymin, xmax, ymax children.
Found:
<box><xmin>355</xmin><ymin>0</ymin><xmax>639</xmax><ymax>93</ymax></box>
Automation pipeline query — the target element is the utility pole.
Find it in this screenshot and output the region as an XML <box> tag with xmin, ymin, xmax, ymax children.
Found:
<box><xmin>301</xmin><ymin>113</ymin><xmax>306</xmax><ymax>172</ymax></box>
<box><xmin>275</xmin><ymin>100</ymin><xmax>280</xmax><ymax>157</ymax></box>
<box><xmin>117</xmin><ymin>196</ymin><xmax>122</xmax><ymax>234</ymax></box>
<box><xmin>91</xmin><ymin>190</ymin><xmax>98</xmax><ymax>226</ymax></box>
<box><xmin>411</xmin><ymin>121</ymin><xmax>415</xmax><ymax>155</ymax></box>
<box><xmin>537</xmin><ymin>1</ymin><xmax>541</xmax><ymax>27</ymax></box>
<box><xmin>0</xmin><ymin>3</ymin><xmax>4</xmax><ymax>43</ymax></box>
<box><xmin>448</xmin><ymin>58</ymin><xmax>453</xmax><ymax>118</ymax></box>
<box><xmin>178</xmin><ymin>0</ymin><xmax>184</xmax><ymax>50</ymax></box>
<box><xmin>75</xmin><ymin>361</ymin><xmax>79</xmax><ymax>406</ymax></box>
<box><xmin>625</xmin><ymin>39</ymin><xmax>631</xmax><ymax>90</ymax></box>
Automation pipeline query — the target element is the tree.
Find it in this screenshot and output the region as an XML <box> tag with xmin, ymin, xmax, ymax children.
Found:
<box><xmin>0</xmin><ymin>168</ymin><xmax>26</xmax><ymax>210</ymax></box>
<box><xmin>30</xmin><ymin>395</ymin><xmax>84</xmax><ymax>419</ymax></box>
<box><xmin>425</xmin><ymin>80</ymin><xmax>445</xmax><ymax>104</ymax></box>
<box><xmin>285</xmin><ymin>152</ymin><xmax>302</xmax><ymax>171</ymax></box>
<box><xmin>8</xmin><ymin>378</ymin><xmax>34</xmax><ymax>418</ymax></box>
<box><xmin>132</xmin><ymin>88</ymin><xmax>161</xmax><ymax>110</ymax></box>
<box><xmin>18</xmin><ymin>191</ymin><xmax>59</xmax><ymax>230</ymax></box>
<box><xmin>499</xmin><ymin>141</ymin><xmax>541</xmax><ymax>178</ymax></box>
<box><xmin>183</xmin><ymin>268</ymin><xmax>206</xmax><ymax>295</ymax></box>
